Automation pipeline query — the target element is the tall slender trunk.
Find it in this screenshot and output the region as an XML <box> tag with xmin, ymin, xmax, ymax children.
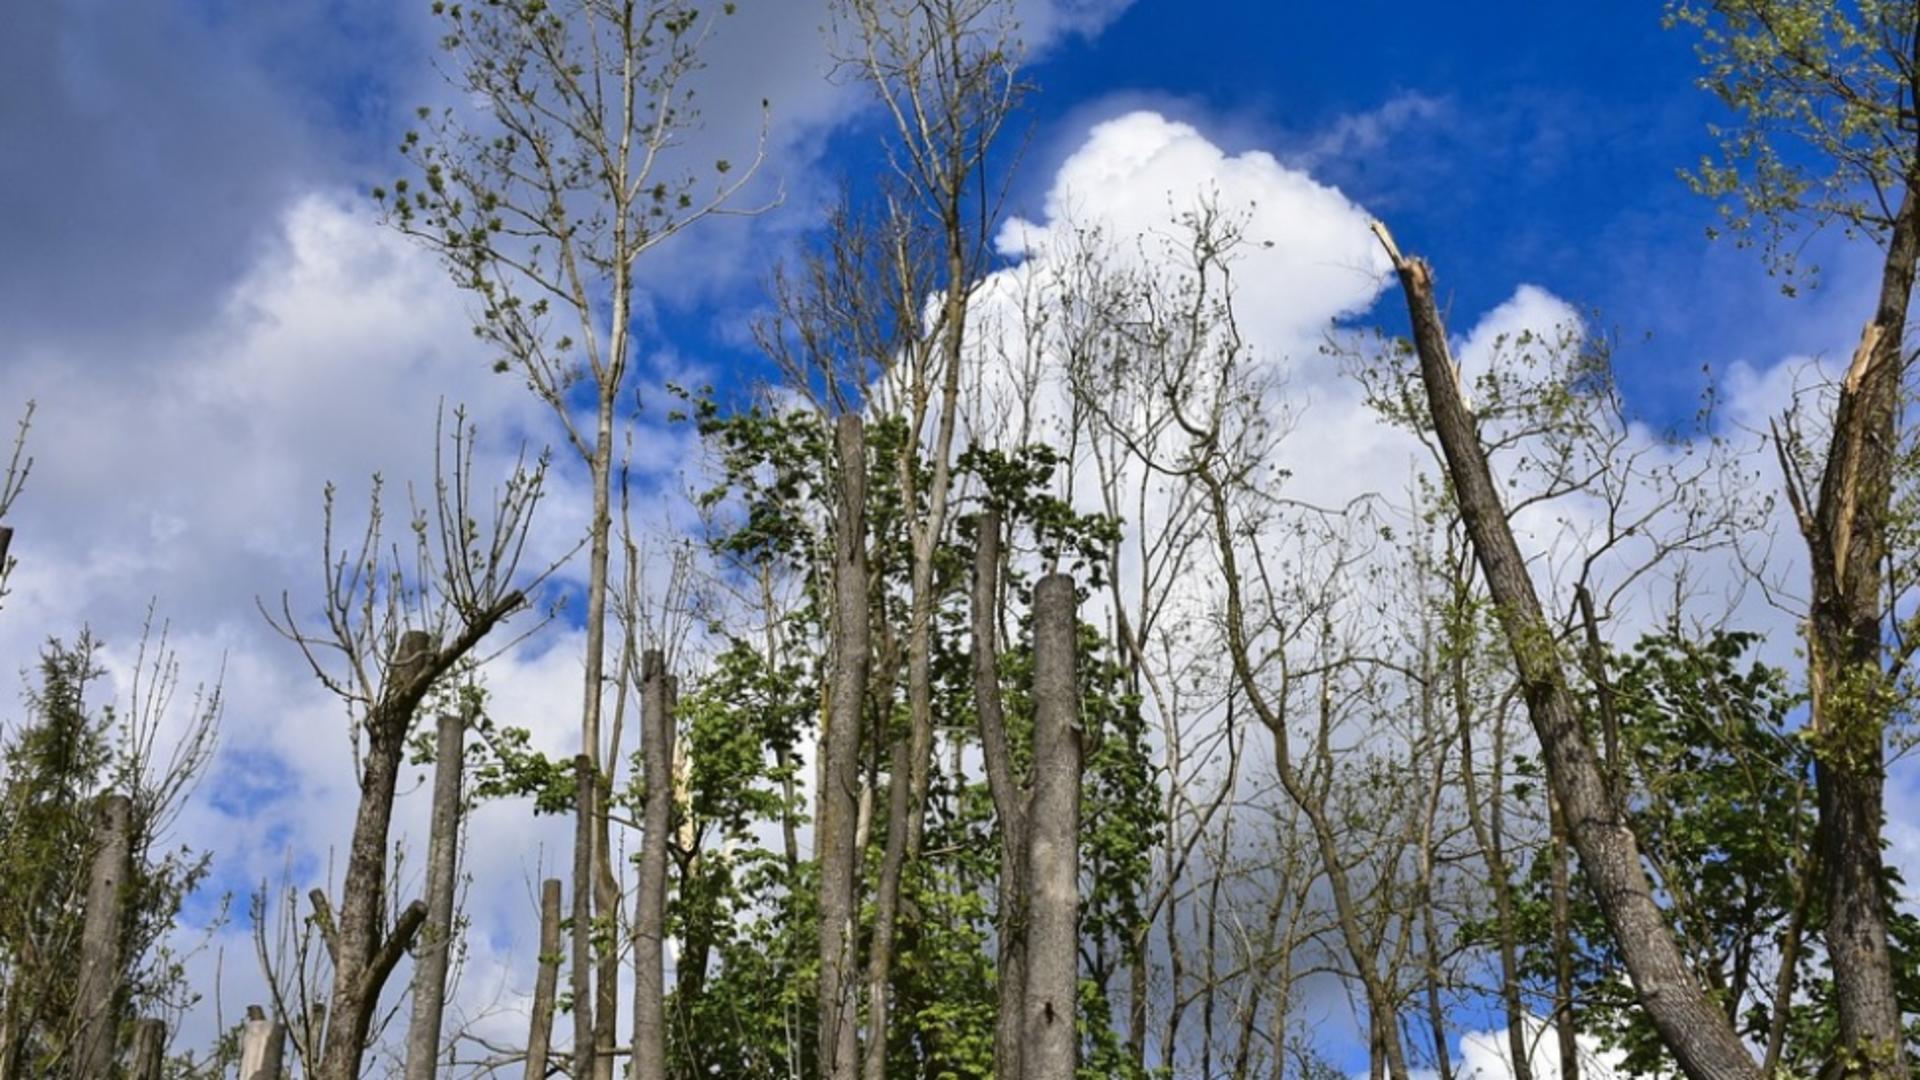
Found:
<box><xmin>1023</xmin><ymin>573</ymin><xmax>1082</xmax><ymax>1080</ymax></box>
<box><xmin>818</xmin><ymin>415</ymin><xmax>869</xmax><ymax>1080</ymax></box>
<box><xmin>404</xmin><ymin>713</ymin><xmax>467</xmax><ymax>1079</ymax></box>
<box><xmin>525</xmin><ymin>879</ymin><xmax>562</xmax><ymax>1080</ymax></box>
<box><xmin>1376</xmin><ymin>222</ymin><xmax>1762</xmax><ymax>1080</ymax></box>
<box><xmin>1550</xmin><ymin>796</ymin><xmax>1580</xmax><ymax>1080</ymax></box>
<box><xmin>584</xmin><ymin>400</ymin><xmax>619</xmax><ymax>1080</ymax></box>
<box><xmin>971</xmin><ymin>512</ymin><xmax>1028</xmax><ymax>1078</ymax></box>
<box><xmin>570</xmin><ymin>754</ymin><xmax>597</xmax><ymax>1080</ymax></box>
<box><xmin>632</xmin><ymin>651</ymin><xmax>673</xmax><ymax>1080</ymax></box>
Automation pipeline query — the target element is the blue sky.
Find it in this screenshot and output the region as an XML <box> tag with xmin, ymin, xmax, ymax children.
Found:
<box><xmin>2</xmin><ymin>1</ymin><xmax>1910</xmax><ymax>1073</ymax></box>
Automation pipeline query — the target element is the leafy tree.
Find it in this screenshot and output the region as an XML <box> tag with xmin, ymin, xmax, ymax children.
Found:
<box><xmin>0</xmin><ymin>632</ymin><xmax>218</xmax><ymax>1079</ymax></box>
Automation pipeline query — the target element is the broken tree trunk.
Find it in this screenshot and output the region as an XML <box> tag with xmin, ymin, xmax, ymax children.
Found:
<box><xmin>1373</xmin><ymin>221</ymin><xmax>1761</xmax><ymax>1080</ymax></box>
<box><xmin>818</xmin><ymin>414</ymin><xmax>870</xmax><ymax>1080</ymax></box>
<box><xmin>240</xmin><ymin>1006</ymin><xmax>286</xmax><ymax>1080</ymax></box>
<box><xmin>1790</xmin><ymin>185</ymin><xmax>1919</xmax><ymax>1080</ymax></box>
<box><xmin>631</xmin><ymin>650</ymin><xmax>673</xmax><ymax>1080</ymax></box>
<box><xmin>129</xmin><ymin>1017</ymin><xmax>165</xmax><ymax>1080</ymax></box>
<box><xmin>404</xmin><ymin>713</ymin><xmax>468</xmax><ymax>1079</ymax></box>
<box><xmin>525</xmin><ymin>878</ymin><xmax>562</xmax><ymax>1080</ymax></box>
<box><xmin>972</xmin><ymin>511</ymin><xmax>1028</xmax><ymax>1080</ymax></box>
<box><xmin>72</xmin><ymin>792</ymin><xmax>132</xmax><ymax>1080</ymax></box>
<box><xmin>1022</xmin><ymin>573</ymin><xmax>1081</xmax><ymax>1080</ymax></box>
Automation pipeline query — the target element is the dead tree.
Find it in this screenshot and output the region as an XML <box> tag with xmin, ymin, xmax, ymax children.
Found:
<box><xmin>72</xmin><ymin>793</ymin><xmax>133</xmax><ymax>1080</ymax></box>
<box><xmin>818</xmin><ymin>414</ymin><xmax>871</xmax><ymax>1080</ymax></box>
<box><xmin>525</xmin><ymin>879</ymin><xmax>562</xmax><ymax>1080</ymax></box>
<box><xmin>631</xmin><ymin>650</ymin><xmax>674</xmax><ymax>1080</ymax></box>
<box><xmin>404</xmin><ymin>713</ymin><xmax>468</xmax><ymax>1079</ymax></box>
<box><xmin>1022</xmin><ymin>573</ymin><xmax>1081</xmax><ymax>1080</ymax></box>
<box><xmin>1374</xmin><ymin>221</ymin><xmax>1761</xmax><ymax>1080</ymax></box>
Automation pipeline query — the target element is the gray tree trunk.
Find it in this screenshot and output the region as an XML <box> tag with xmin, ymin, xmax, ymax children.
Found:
<box><xmin>72</xmin><ymin>792</ymin><xmax>132</xmax><ymax>1080</ymax></box>
<box><xmin>129</xmin><ymin>1017</ymin><xmax>165</xmax><ymax>1080</ymax></box>
<box><xmin>818</xmin><ymin>415</ymin><xmax>869</xmax><ymax>1080</ymax></box>
<box><xmin>1022</xmin><ymin>573</ymin><xmax>1081</xmax><ymax>1080</ymax></box>
<box><xmin>631</xmin><ymin>651</ymin><xmax>673</xmax><ymax>1080</ymax></box>
<box><xmin>1377</xmin><ymin>224</ymin><xmax>1762</xmax><ymax>1080</ymax></box>
<box><xmin>405</xmin><ymin>713</ymin><xmax>467</xmax><ymax>1079</ymax></box>
<box><xmin>570</xmin><ymin>754</ymin><xmax>597</xmax><ymax>1080</ymax></box>
<box><xmin>971</xmin><ymin>511</ymin><xmax>1028</xmax><ymax>1079</ymax></box>
<box><xmin>525</xmin><ymin>878</ymin><xmax>562</xmax><ymax>1080</ymax></box>
<box><xmin>240</xmin><ymin>1008</ymin><xmax>286</xmax><ymax>1080</ymax></box>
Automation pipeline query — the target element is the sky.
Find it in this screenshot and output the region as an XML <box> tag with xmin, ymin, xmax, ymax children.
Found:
<box><xmin>0</xmin><ymin>1</ymin><xmax>1909</xmax><ymax>1075</ymax></box>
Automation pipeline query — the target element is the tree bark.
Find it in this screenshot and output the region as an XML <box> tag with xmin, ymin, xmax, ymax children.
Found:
<box><xmin>1375</xmin><ymin>222</ymin><xmax>1762</xmax><ymax>1080</ymax></box>
<box><xmin>129</xmin><ymin>1017</ymin><xmax>165</xmax><ymax>1080</ymax></box>
<box><xmin>240</xmin><ymin>1010</ymin><xmax>286</xmax><ymax>1080</ymax></box>
<box><xmin>1793</xmin><ymin>185</ymin><xmax>1919</xmax><ymax>1080</ymax></box>
<box><xmin>570</xmin><ymin>754</ymin><xmax>597</xmax><ymax>1080</ymax></box>
<box><xmin>972</xmin><ymin>511</ymin><xmax>1030</xmax><ymax>1079</ymax></box>
<box><xmin>525</xmin><ymin>879</ymin><xmax>562</xmax><ymax>1080</ymax></box>
<box><xmin>72</xmin><ymin>793</ymin><xmax>132</xmax><ymax>1080</ymax></box>
<box><xmin>405</xmin><ymin>713</ymin><xmax>467</xmax><ymax>1079</ymax></box>
<box><xmin>631</xmin><ymin>651</ymin><xmax>673</xmax><ymax>1080</ymax></box>
<box><xmin>1022</xmin><ymin>573</ymin><xmax>1081</xmax><ymax>1080</ymax></box>
<box><xmin>818</xmin><ymin>414</ymin><xmax>869</xmax><ymax>1080</ymax></box>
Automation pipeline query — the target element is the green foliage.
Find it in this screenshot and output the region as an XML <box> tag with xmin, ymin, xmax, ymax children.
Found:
<box><xmin>0</xmin><ymin>635</ymin><xmax>215</xmax><ymax>1076</ymax></box>
<box><xmin>1514</xmin><ymin>628</ymin><xmax>1920</xmax><ymax>1077</ymax></box>
<box><xmin>1667</xmin><ymin>0</ymin><xmax>1920</xmax><ymax>280</ymax></box>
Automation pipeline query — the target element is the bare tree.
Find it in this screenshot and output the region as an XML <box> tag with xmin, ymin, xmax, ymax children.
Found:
<box><xmin>265</xmin><ymin>414</ymin><xmax>552</xmax><ymax>1079</ymax></box>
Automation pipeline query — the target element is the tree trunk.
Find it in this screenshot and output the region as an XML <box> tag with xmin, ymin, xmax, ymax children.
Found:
<box><xmin>72</xmin><ymin>793</ymin><xmax>131</xmax><ymax>1080</ymax></box>
<box><xmin>1796</xmin><ymin>185</ymin><xmax>1919</xmax><ymax>1080</ymax></box>
<box><xmin>404</xmin><ymin>713</ymin><xmax>467</xmax><ymax>1079</ymax></box>
<box><xmin>1375</xmin><ymin>222</ymin><xmax>1762</xmax><ymax>1080</ymax></box>
<box><xmin>129</xmin><ymin>1018</ymin><xmax>165</xmax><ymax>1080</ymax></box>
<box><xmin>1550</xmin><ymin>796</ymin><xmax>1580</xmax><ymax>1080</ymax></box>
<box><xmin>971</xmin><ymin>511</ymin><xmax>1029</xmax><ymax>1079</ymax></box>
<box><xmin>570</xmin><ymin>754</ymin><xmax>597</xmax><ymax>1080</ymax></box>
<box><xmin>241</xmin><ymin>1008</ymin><xmax>286</xmax><ymax>1080</ymax></box>
<box><xmin>632</xmin><ymin>651</ymin><xmax>673</xmax><ymax>1080</ymax></box>
<box><xmin>1022</xmin><ymin>573</ymin><xmax>1081</xmax><ymax>1080</ymax></box>
<box><xmin>818</xmin><ymin>414</ymin><xmax>869</xmax><ymax>1080</ymax></box>
<box><xmin>582</xmin><ymin>400</ymin><xmax>617</xmax><ymax>1080</ymax></box>
<box><xmin>525</xmin><ymin>878</ymin><xmax>562</xmax><ymax>1080</ymax></box>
